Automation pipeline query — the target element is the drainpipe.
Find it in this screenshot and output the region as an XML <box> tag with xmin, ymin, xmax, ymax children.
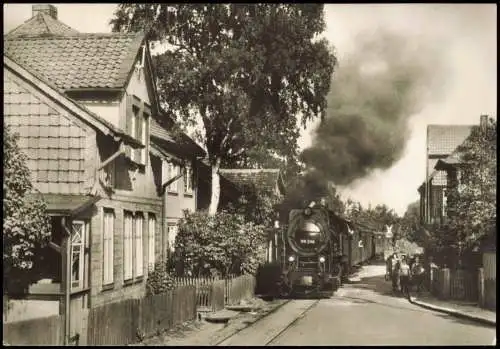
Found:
<box><xmin>160</xmin><ymin>167</ymin><xmax>186</xmax><ymax>260</ymax></box>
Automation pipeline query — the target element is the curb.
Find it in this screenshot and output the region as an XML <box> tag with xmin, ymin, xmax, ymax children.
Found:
<box><xmin>409</xmin><ymin>297</ymin><xmax>496</xmax><ymax>327</ymax></box>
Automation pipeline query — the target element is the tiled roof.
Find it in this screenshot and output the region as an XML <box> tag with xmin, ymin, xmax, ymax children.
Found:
<box><xmin>4</xmin><ymin>32</ymin><xmax>144</xmax><ymax>91</ymax></box>
<box><xmin>4</xmin><ymin>55</ymin><xmax>142</xmax><ymax>149</ymax></box>
<box><xmin>26</xmin><ymin>193</ymin><xmax>100</xmax><ymax>215</ymax></box>
<box><xmin>150</xmin><ymin>118</ymin><xmax>175</xmax><ymax>143</ymax></box>
<box><xmin>427</xmin><ymin>125</ymin><xmax>473</xmax><ymax>156</ymax></box>
<box><xmin>6</xmin><ymin>13</ymin><xmax>79</xmax><ymax>37</ymax></box>
<box><xmin>219</xmin><ymin>169</ymin><xmax>282</xmax><ymax>193</ymax></box>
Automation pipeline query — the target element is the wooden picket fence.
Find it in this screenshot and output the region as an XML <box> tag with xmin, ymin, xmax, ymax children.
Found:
<box><xmin>224</xmin><ymin>274</ymin><xmax>256</xmax><ymax>305</ymax></box>
<box><xmin>3</xmin><ymin>275</ymin><xmax>257</xmax><ymax>346</ymax></box>
<box><xmin>450</xmin><ymin>269</ymin><xmax>478</xmax><ymax>301</ymax></box>
<box><xmin>3</xmin><ymin>285</ymin><xmax>197</xmax><ymax>346</ymax></box>
<box><xmin>87</xmin><ymin>285</ymin><xmax>197</xmax><ymax>345</ymax></box>
<box><xmin>173</xmin><ymin>274</ymin><xmax>256</xmax><ymax>310</ymax></box>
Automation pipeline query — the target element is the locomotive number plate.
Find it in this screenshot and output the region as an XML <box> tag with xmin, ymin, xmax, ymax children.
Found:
<box><xmin>301</xmin><ymin>276</ymin><xmax>313</xmax><ymax>285</ymax></box>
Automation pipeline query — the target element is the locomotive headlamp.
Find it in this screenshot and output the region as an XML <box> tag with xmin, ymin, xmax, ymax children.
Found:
<box><xmin>288</xmin><ymin>256</ymin><xmax>295</xmax><ymax>262</ymax></box>
<box><xmin>319</xmin><ymin>256</ymin><xmax>325</xmax><ymax>263</ymax></box>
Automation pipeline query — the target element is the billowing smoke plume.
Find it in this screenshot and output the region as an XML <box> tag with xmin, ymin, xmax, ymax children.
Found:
<box><xmin>300</xmin><ymin>28</ymin><xmax>446</xmax><ymax>186</ymax></box>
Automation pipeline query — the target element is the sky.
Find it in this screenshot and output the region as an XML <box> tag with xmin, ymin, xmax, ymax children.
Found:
<box><xmin>4</xmin><ymin>3</ymin><xmax>497</xmax><ymax>215</ymax></box>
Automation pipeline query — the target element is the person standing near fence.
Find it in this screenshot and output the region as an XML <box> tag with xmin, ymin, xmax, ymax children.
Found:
<box><xmin>411</xmin><ymin>256</ymin><xmax>425</xmax><ymax>295</ymax></box>
<box><xmin>399</xmin><ymin>256</ymin><xmax>411</xmax><ymax>298</ymax></box>
<box><xmin>390</xmin><ymin>253</ymin><xmax>400</xmax><ymax>292</ymax></box>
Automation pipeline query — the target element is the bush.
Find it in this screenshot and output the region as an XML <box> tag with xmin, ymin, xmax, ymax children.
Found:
<box><xmin>3</xmin><ymin>126</ymin><xmax>51</xmax><ymax>294</ymax></box>
<box><xmin>174</xmin><ymin>211</ymin><xmax>267</xmax><ymax>277</ymax></box>
<box><xmin>146</xmin><ymin>261</ymin><xmax>175</xmax><ymax>295</ymax></box>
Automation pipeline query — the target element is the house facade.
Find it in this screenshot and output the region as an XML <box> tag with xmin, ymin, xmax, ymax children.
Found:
<box><xmin>418</xmin><ymin>123</ymin><xmax>473</xmax><ymax>225</ymax></box>
<box><xmin>4</xmin><ymin>4</ymin><xmax>205</xmax><ymax>321</ymax></box>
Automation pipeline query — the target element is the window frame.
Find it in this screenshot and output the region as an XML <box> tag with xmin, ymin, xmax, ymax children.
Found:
<box><xmin>135</xmin><ymin>212</ymin><xmax>144</xmax><ymax>278</ymax></box>
<box><xmin>123</xmin><ymin>211</ymin><xmax>134</xmax><ymax>281</ymax></box>
<box><xmin>141</xmin><ymin>111</ymin><xmax>149</xmax><ymax>165</ymax></box>
<box><xmin>126</xmin><ymin>95</ymin><xmax>150</xmax><ymax>166</ymax></box>
<box><xmin>184</xmin><ymin>165</ymin><xmax>193</xmax><ymax>195</ymax></box>
<box><xmin>70</xmin><ymin>220</ymin><xmax>86</xmax><ymax>292</ymax></box>
<box><xmin>148</xmin><ymin>214</ymin><xmax>156</xmax><ymax>270</ymax></box>
<box><xmin>167</xmin><ymin>162</ymin><xmax>179</xmax><ymax>194</ymax></box>
<box><xmin>102</xmin><ymin>209</ymin><xmax>115</xmax><ymax>286</ymax></box>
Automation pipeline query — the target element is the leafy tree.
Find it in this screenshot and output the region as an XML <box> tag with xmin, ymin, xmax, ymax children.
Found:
<box><xmin>174</xmin><ymin>211</ymin><xmax>267</xmax><ymax>277</ymax></box>
<box><xmin>3</xmin><ymin>126</ymin><xmax>51</xmax><ymax>294</ymax></box>
<box><xmin>111</xmin><ymin>4</ymin><xmax>336</xmax><ymax>214</ymax></box>
<box><xmin>444</xmin><ymin>117</ymin><xmax>497</xmax><ymax>256</ymax></box>
<box><xmin>398</xmin><ymin>200</ymin><xmax>421</xmax><ymax>242</ymax></box>
<box><xmin>230</xmin><ymin>182</ymin><xmax>282</xmax><ymax>228</ymax></box>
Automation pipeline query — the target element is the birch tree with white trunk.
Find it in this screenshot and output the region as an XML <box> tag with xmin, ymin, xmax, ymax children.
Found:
<box><xmin>111</xmin><ymin>4</ymin><xmax>336</xmax><ymax>214</ymax></box>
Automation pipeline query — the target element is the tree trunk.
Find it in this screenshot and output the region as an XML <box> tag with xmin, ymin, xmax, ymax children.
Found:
<box><xmin>208</xmin><ymin>157</ymin><xmax>221</xmax><ymax>216</ymax></box>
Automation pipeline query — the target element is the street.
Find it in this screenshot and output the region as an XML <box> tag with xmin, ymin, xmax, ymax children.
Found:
<box><xmin>219</xmin><ymin>264</ymin><xmax>495</xmax><ymax>346</ymax></box>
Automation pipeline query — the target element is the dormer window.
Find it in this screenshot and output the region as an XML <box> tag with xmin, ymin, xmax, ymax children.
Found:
<box><xmin>125</xmin><ymin>94</ymin><xmax>150</xmax><ymax>166</ymax></box>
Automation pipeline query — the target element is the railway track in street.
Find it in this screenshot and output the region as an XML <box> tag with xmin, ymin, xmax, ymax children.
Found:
<box><xmin>214</xmin><ymin>298</ymin><xmax>321</xmax><ymax>346</ymax></box>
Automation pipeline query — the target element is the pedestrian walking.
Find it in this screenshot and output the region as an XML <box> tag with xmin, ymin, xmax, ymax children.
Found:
<box><xmin>411</xmin><ymin>256</ymin><xmax>425</xmax><ymax>295</ymax></box>
<box><xmin>385</xmin><ymin>254</ymin><xmax>393</xmax><ymax>281</ymax></box>
<box><xmin>390</xmin><ymin>253</ymin><xmax>400</xmax><ymax>292</ymax></box>
<box><xmin>399</xmin><ymin>256</ymin><xmax>411</xmax><ymax>298</ymax></box>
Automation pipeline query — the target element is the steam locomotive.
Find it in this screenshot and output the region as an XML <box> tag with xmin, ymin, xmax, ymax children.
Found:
<box><xmin>257</xmin><ymin>200</ymin><xmax>376</xmax><ymax>298</ymax></box>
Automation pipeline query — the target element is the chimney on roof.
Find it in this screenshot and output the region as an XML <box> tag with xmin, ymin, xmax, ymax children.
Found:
<box><xmin>480</xmin><ymin>114</ymin><xmax>488</xmax><ymax>130</ymax></box>
<box><xmin>32</xmin><ymin>4</ymin><xmax>58</xmax><ymax>20</ymax></box>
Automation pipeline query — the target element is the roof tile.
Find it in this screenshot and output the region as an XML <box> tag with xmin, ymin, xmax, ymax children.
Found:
<box><xmin>38</xmin><ymin>148</ymin><xmax>49</xmax><ymax>159</ymax></box>
<box><xmin>4</xmin><ymin>32</ymin><xmax>144</xmax><ymax>91</ymax></box>
<box><xmin>427</xmin><ymin>125</ymin><xmax>473</xmax><ymax>155</ymax></box>
<box><xmin>6</xmin><ymin>13</ymin><xmax>79</xmax><ymax>37</ymax></box>
<box><xmin>219</xmin><ymin>169</ymin><xmax>282</xmax><ymax>193</ymax></box>
<box><xmin>38</xmin><ymin>170</ymin><xmax>48</xmax><ymax>181</ymax></box>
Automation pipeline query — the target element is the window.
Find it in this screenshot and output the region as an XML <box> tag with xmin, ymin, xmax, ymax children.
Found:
<box><xmin>442</xmin><ymin>188</ymin><xmax>447</xmax><ymax>218</ymax></box>
<box><xmin>124</xmin><ymin>212</ymin><xmax>134</xmax><ymax>281</ymax></box>
<box><xmin>184</xmin><ymin>165</ymin><xmax>193</xmax><ymax>195</ymax></box>
<box><xmin>130</xmin><ymin>105</ymin><xmax>140</xmax><ymax>162</ymax></box>
<box><xmin>103</xmin><ymin>209</ymin><xmax>115</xmax><ymax>285</ymax></box>
<box><xmin>71</xmin><ymin>221</ymin><xmax>86</xmax><ymax>290</ymax></box>
<box><xmin>141</xmin><ymin>113</ymin><xmax>148</xmax><ymax>164</ymax></box>
<box><xmin>148</xmin><ymin>214</ymin><xmax>156</xmax><ymax>270</ymax></box>
<box><xmin>168</xmin><ymin>224</ymin><xmax>178</xmax><ymax>252</ymax></box>
<box><xmin>135</xmin><ymin>213</ymin><xmax>144</xmax><ymax>277</ymax></box>
<box><xmin>167</xmin><ymin>162</ymin><xmax>179</xmax><ymax>193</ymax></box>
<box><xmin>125</xmin><ymin>96</ymin><xmax>150</xmax><ymax>166</ymax></box>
